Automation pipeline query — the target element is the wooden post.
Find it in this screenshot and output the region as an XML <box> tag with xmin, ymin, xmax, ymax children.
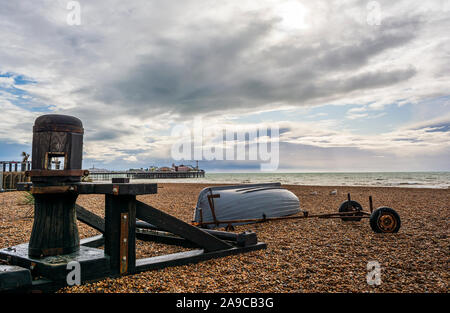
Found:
<box><xmin>105</xmin><ymin>195</ymin><xmax>136</xmax><ymax>275</ymax></box>
<box><xmin>29</xmin><ymin>193</ymin><xmax>80</xmax><ymax>257</ymax></box>
<box><xmin>28</xmin><ymin>114</ymin><xmax>84</xmax><ymax>258</ymax></box>
<box><xmin>8</xmin><ymin>173</ymin><xmax>13</xmax><ymax>189</ymax></box>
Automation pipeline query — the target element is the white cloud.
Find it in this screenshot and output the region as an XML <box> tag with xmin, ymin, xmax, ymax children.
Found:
<box><xmin>0</xmin><ymin>76</ymin><xmax>15</xmax><ymax>88</ymax></box>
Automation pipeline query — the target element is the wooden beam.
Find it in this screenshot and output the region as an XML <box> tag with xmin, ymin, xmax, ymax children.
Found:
<box><xmin>76</xmin><ymin>183</ymin><xmax>157</xmax><ymax>195</ymax></box>
<box><xmin>135</xmin><ymin>242</ymin><xmax>266</xmax><ymax>272</ymax></box>
<box><xmin>136</xmin><ymin>229</ymin><xmax>198</xmax><ymax>248</ymax></box>
<box><xmin>75</xmin><ymin>204</ymin><xmax>105</xmax><ymax>233</ymax></box>
<box><xmin>80</xmin><ymin>234</ymin><xmax>104</xmax><ymax>248</ymax></box>
<box><xmin>135</xmin><ymin>220</ymin><xmax>257</xmax><ymax>245</ymax></box>
<box><xmin>135</xmin><ymin>200</ymin><xmax>232</xmax><ymax>252</ymax></box>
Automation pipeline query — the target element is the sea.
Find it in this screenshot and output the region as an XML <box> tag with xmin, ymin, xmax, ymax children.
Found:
<box><xmin>121</xmin><ymin>172</ymin><xmax>450</xmax><ymax>189</ymax></box>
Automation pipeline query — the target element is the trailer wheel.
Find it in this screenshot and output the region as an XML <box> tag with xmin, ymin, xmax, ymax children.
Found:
<box><xmin>339</xmin><ymin>200</ymin><xmax>363</xmax><ymax>222</ymax></box>
<box><xmin>370</xmin><ymin>207</ymin><xmax>401</xmax><ymax>233</ymax></box>
<box><xmin>338</xmin><ymin>200</ymin><xmax>363</xmax><ymax>221</ymax></box>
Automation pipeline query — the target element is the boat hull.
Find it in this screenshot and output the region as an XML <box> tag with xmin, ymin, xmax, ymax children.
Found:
<box><xmin>193</xmin><ymin>183</ymin><xmax>300</xmax><ymax>228</ymax></box>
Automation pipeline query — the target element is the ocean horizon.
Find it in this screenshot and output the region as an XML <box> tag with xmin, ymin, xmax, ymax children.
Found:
<box><xmin>94</xmin><ymin>171</ymin><xmax>450</xmax><ymax>189</ymax></box>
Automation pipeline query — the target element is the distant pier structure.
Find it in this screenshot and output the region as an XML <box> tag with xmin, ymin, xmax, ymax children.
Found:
<box><xmin>88</xmin><ymin>163</ymin><xmax>205</xmax><ymax>182</ymax></box>
<box><xmin>89</xmin><ymin>170</ymin><xmax>205</xmax><ymax>181</ymax></box>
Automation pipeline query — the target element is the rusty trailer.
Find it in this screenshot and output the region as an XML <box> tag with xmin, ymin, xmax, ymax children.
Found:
<box><xmin>193</xmin><ymin>191</ymin><xmax>402</xmax><ymax>234</ymax></box>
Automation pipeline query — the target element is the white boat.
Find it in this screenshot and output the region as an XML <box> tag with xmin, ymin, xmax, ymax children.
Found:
<box><xmin>193</xmin><ymin>183</ymin><xmax>300</xmax><ymax>228</ymax></box>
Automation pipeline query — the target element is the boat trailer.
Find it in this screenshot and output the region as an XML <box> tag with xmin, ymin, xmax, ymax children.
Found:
<box><xmin>193</xmin><ymin>192</ymin><xmax>402</xmax><ymax>234</ymax></box>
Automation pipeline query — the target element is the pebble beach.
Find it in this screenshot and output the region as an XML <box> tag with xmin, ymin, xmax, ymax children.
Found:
<box><xmin>0</xmin><ymin>183</ymin><xmax>448</xmax><ymax>293</ymax></box>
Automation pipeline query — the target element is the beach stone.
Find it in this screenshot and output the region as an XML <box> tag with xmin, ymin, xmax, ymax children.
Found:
<box><xmin>2</xmin><ymin>184</ymin><xmax>449</xmax><ymax>293</ymax></box>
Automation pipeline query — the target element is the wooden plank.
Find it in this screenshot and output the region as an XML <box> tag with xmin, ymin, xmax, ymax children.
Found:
<box><xmin>135</xmin><ymin>220</ymin><xmax>256</xmax><ymax>244</ymax></box>
<box><xmin>80</xmin><ymin>234</ymin><xmax>104</xmax><ymax>248</ymax></box>
<box><xmin>135</xmin><ymin>242</ymin><xmax>266</xmax><ymax>272</ymax></box>
<box><xmin>135</xmin><ymin>200</ymin><xmax>232</xmax><ymax>252</ymax></box>
<box><xmin>19</xmin><ymin>182</ymin><xmax>158</xmax><ymax>195</ymax></box>
<box><xmin>136</xmin><ymin>229</ymin><xmax>198</xmax><ymax>248</ymax></box>
<box><xmin>75</xmin><ymin>204</ymin><xmax>105</xmax><ymax>233</ymax></box>
<box><xmin>76</xmin><ymin>183</ymin><xmax>157</xmax><ymax>195</ymax></box>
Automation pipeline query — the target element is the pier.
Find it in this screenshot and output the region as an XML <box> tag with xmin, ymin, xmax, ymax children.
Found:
<box><xmin>89</xmin><ymin>170</ymin><xmax>205</xmax><ymax>181</ymax></box>
<box><xmin>0</xmin><ymin>160</ymin><xmax>205</xmax><ymax>189</ymax></box>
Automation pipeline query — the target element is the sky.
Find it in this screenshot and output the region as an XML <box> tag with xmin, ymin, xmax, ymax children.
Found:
<box><xmin>0</xmin><ymin>0</ymin><xmax>449</xmax><ymax>172</ymax></box>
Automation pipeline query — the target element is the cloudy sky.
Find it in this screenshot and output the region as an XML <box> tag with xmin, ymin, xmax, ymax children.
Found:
<box><xmin>0</xmin><ymin>0</ymin><xmax>449</xmax><ymax>172</ymax></box>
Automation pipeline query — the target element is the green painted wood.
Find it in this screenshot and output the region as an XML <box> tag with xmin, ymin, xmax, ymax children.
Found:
<box><xmin>0</xmin><ymin>265</ymin><xmax>32</xmax><ymax>291</ymax></box>
<box><xmin>0</xmin><ymin>243</ymin><xmax>110</xmax><ymax>282</ymax></box>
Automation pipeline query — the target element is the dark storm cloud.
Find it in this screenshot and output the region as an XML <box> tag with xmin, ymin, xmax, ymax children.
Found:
<box><xmin>271</xmin><ymin>16</ymin><xmax>420</xmax><ymax>72</ymax></box>
<box><xmin>86</xmin><ymin>128</ymin><xmax>133</xmax><ymax>141</ymax></box>
<box><xmin>422</xmin><ymin>122</ymin><xmax>450</xmax><ymax>133</ymax></box>
<box><xmin>86</xmin><ymin>11</ymin><xmax>419</xmax><ymax>118</ymax></box>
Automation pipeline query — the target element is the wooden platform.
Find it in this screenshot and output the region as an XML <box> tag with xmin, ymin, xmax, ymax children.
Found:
<box><xmin>1</xmin><ymin>181</ymin><xmax>266</xmax><ymax>292</ymax></box>
<box><xmin>0</xmin><ymin>243</ymin><xmax>110</xmax><ymax>282</ymax></box>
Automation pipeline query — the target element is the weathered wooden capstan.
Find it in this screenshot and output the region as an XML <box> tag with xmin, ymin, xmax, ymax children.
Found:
<box><xmin>28</xmin><ymin>115</ymin><xmax>85</xmax><ymax>257</ymax></box>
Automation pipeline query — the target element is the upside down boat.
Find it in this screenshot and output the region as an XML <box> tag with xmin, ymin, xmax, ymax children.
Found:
<box><xmin>193</xmin><ymin>183</ymin><xmax>301</xmax><ymax>228</ymax></box>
